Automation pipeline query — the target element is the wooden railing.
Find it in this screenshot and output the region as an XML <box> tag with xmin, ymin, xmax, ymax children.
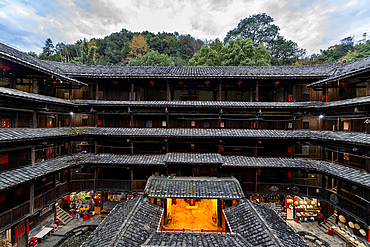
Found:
<box><xmin>0</xmin><ymin>201</ymin><xmax>29</xmax><ymax>230</ymax></box>
<box><xmin>132</xmin><ymin>180</ymin><xmax>147</xmax><ymax>191</ymax></box>
<box><xmin>97</xmin><ymin>180</ymin><xmax>130</xmax><ymax>191</ymax></box>
<box><xmin>34</xmin><ymin>183</ymin><xmax>69</xmax><ymax>211</ymax></box>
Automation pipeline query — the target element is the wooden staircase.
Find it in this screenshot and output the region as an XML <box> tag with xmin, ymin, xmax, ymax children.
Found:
<box><xmin>57</xmin><ymin>206</ymin><xmax>75</xmax><ymax>225</ymax></box>
<box><xmin>320</xmin><ymin>214</ymin><xmax>336</xmax><ymax>233</ymax></box>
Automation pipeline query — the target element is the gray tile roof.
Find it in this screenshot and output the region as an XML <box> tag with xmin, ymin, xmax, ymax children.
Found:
<box><xmin>0</xmin><ymin>155</ymin><xmax>86</xmax><ymax>191</ymax></box>
<box><xmin>3</xmin><ymin>86</ymin><xmax>370</xmax><ymax>109</ymax></box>
<box><xmin>224</xmin><ymin>200</ymin><xmax>308</xmax><ymax>247</ymax></box>
<box><xmin>0</xmin><ymin>87</ymin><xmax>74</xmax><ymax>106</ymax></box>
<box><xmin>50</xmin><ymin>61</ymin><xmax>338</xmax><ymax>79</ymax></box>
<box><xmin>0</xmin><ymin>43</ymin><xmax>87</xmax><ymax>86</ymax></box>
<box><xmin>142</xmin><ymin>232</ymin><xmax>253</xmax><ymax>247</ymax></box>
<box><xmin>85</xmin><ymin>154</ymin><xmax>166</xmax><ymax>166</ymax></box>
<box><xmin>1</xmin><ymin>153</ymin><xmax>370</xmax><ymax>192</ymax></box>
<box><xmin>143</xmin><ymin>176</ymin><xmax>245</xmax><ymax>199</ymax></box>
<box><xmin>163</xmin><ymin>153</ymin><xmax>223</xmax><ymax>164</ymax></box>
<box><xmin>1</xmin><ymin>127</ymin><xmax>369</xmax><ymax>146</ymax></box>
<box><xmin>252</xmin><ymin>202</ymin><xmax>309</xmax><ymax>247</ymax></box>
<box><xmin>81</xmin><ymin>197</ymin><xmax>140</xmax><ymax>247</ymax></box>
<box><xmin>307</xmin><ymin>56</ymin><xmax>370</xmax><ymax>87</ymax></box>
<box><xmin>112</xmin><ymin>198</ymin><xmax>163</xmax><ymax>247</ymax></box>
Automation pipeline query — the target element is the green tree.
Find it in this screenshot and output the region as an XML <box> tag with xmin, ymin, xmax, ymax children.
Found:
<box><xmin>224</xmin><ymin>13</ymin><xmax>299</xmax><ymax>65</ymax></box>
<box><xmin>128</xmin><ymin>50</ymin><xmax>174</xmax><ymax>66</ymax></box>
<box><xmin>189</xmin><ymin>38</ymin><xmax>270</xmax><ymax>66</ymax></box>
<box><xmin>42</xmin><ymin>38</ymin><xmax>54</xmax><ymax>56</ymax></box>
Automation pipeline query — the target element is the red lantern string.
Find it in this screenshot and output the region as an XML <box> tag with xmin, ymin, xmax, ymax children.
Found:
<box><xmin>340</xmin><ymin>81</ymin><xmax>349</xmax><ymax>89</ymax></box>
<box><xmin>236</xmin><ymin>81</ymin><xmax>242</xmax><ymax>88</ymax></box>
<box><xmin>273</xmin><ymin>81</ymin><xmax>280</xmax><ymax>88</ymax></box>
<box><xmin>150</xmin><ymin>81</ymin><xmax>155</xmax><ymax>87</ymax></box>
<box><xmin>50</xmin><ymin>81</ymin><xmax>58</xmax><ymax>88</ymax></box>
<box><xmin>178</xmin><ymin>80</ymin><xmax>184</xmax><ymax>87</ymax></box>
<box><xmin>0</xmin><ymin>65</ymin><xmax>10</xmax><ymax>75</ymax></box>
<box><xmin>205</xmin><ymin>80</ymin><xmax>210</xmax><ymax>87</ymax></box>
<box><xmin>113</xmin><ymin>80</ymin><xmax>119</xmax><ymax>87</ymax></box>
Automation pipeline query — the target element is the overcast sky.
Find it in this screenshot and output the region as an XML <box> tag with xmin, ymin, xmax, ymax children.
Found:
<box><xmin>0</xmin><ymin>0</ymin><xmax>369</xmax><ymax>55</ymax></box>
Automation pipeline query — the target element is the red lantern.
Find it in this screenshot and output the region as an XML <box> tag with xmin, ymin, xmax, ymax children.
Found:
<box><xmin>287</xmin><ymin>147</ymin><xmax>292</xmax><ymax>153</ymax></box>
<box><xmin>236</xmin><ymin>80</ymin><xmax>242</xmax><ymax>88</ymax></box>
<box><xmin>340</xmin><ymin>81</ymin><xmax>349</xmax><ymax>89</ymax></box>
<box><xmin>273</xmin><ymin>81</ymin><xmax>280</xmax><ymax>88</ymax></box>
<box><xmin>0</xmin><ymin>65</ymin><xmax>10</xmax><ymax>75</ymax></box>
<box><xmin>205</xmin><ymin>80</ymin><xmax>210</xmax><ymax>87</ymax></box>
<box><xmin>162</xmin><ymin>145</ymin><xmax>166</xmax><ymax>151</ymax></box>
<box><xmin>65</xmin><ymin>143</ymin><xmax>68</xmax><ymax>149</ymax></box>
<box><xmin>220</xmin><ymin>146</ymin><xmax>224</xmax><ymax>152</ymax></box>
<box><xmin>50</xmin><ymin>81</ymin><xmax>58</xmax><ymax>88</ymax></box>
<box><xmin>149</xmin><ymin>80</ymin><xmax>155</xmax><ymax>87</ymax></box>
<box><xmin>288</xmin><ymin>95</ymin><xmax>293</xmax><ymax>102</ymax></box>
<box><xmin>113</xmin><ymin>80</ymin><xmax>119</xmax><ymax>87</ymax></box>
<box><xmin>178</xmin><ymin>80</ymin><xmax>184</xmax><ymax>87</ymax></box>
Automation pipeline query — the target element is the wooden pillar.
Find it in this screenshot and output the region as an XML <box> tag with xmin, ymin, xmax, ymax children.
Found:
<box><xmin>366</xmin><ymin>157</ymin><xmax>370</xmax><ymax>173</ymax></box>
<box><xmin>218</xmin><ymin>83</ymin><xmax>222</xmax><ymax>101</ymax></box>
<box><xmin>254</xmin><ymin>170</ymin><xmax>258</xmax><ymax>194</ymax></box>
<box><xmin>292</xmin><ymin>116</ymin><xmax>296</xmax><ymax>130</ymax></box>
<box><xmin>32</xmin><ymin>79</ymin><xmax>37</xmax><ymax>94</ymax></box>
<box><xmin>32</xmin><ymin>111</ymin><xmax>37</xmax><ymax>128</ymax></box>
<box><xmin>130</xmin><ymin>141</ymin><xmax>134</xmax><ymax>155</ymax></box>
<box><xmin>69</xmin><ymin>87</ymin><xmax>72</xmax><ymax>100</ymax></box>
<box><xmin>367</xmin><ymin>81</ymin><xmax>370</xmax><ymax>96</ymax></box>
<box><xmin>292</xmin><ymin>84</ymin><xmax>296</xmax><ymax>102</ymax></box>
<box><xmin>131</xmin><ymin>83</ymin><xmax>135</xmax><ymax>101</ymax></box>
<box><xmin>54</xmin><ymin>204</ymin><xmax>57</xmax><ymax>222</ymax></box>
<box><xmin>255</xmin><ymin>83</ymin><xmax>259</xmax><ymax>102</ymax></box>
<box><xmin>94</xmin><ymin>168</ymin><xmax>98</xmax><ymax>191</ymax></box>
<box><xmin>31</xmin><ymin>145</ymin><xmax>36</xmax><ymax>166</ymax></box>
<box><xmin>95</xmin><ymin>113</ymin><xmax>99</xmax><ymax>127</ymax></box>
<box><xmin>14</xmin><ymin>113</ymin><xmax>18</xmax><ymax>128</ymax></box>
<box><xmin>96</xmin><ymin>83</ymin><xmax>99</xmax><ymax>100</ymax></box>
<box><xmin>250</xmin><ymin>86</ymin><xmax>253</xmax><ymax>102</ymax></box>
<box><xmin>166</xmin><ymin>83</ymin><xmax>170</xmax><ymax>101</ymax></box>
<box><xmin>10</xmin><ymin>76</ymin><xmax>16</xmax><ymax>89</ymax></box>
<box><xmin>29</xmin><ymin>182</ymin><xmax>34</xmax><ymax>215</ymax></box>
<box><xmin>166</xmin><ymin>108</ymin><xmax>169</xmax><ymax>128</ymax></box>
<box><xmin>130</xmin><ymin>168</ymin><xmax>134</xmax><ymax>192</ymax></box>
<box><xmin>95</xmin><ymin>140</ymin><xmax>98</xmax><ymax>155</ymax></box>
<box><xmin>68</xmin><ymin>141</ymin><xmax>72</xmax><ymax>155</ymax></box>
<box><xmin>291</xmin><ymin>145</ymin><xmax>295</xmax><ymax>158</ymax></box>
<box><xmin>322</xmin><ymin>86</ymin><xmax>327</xmax><ymax>102</ymax></box>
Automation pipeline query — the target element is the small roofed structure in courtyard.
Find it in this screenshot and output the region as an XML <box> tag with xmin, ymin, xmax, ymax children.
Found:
<box><xmin>82</xmin><ymin>176</ymin><xmax>308</xmax><ymax>246</ymax></box>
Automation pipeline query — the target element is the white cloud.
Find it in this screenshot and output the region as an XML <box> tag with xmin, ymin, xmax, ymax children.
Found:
<box><xmin>0</xmin><ymin>0</ymin><xmax>369</xmax><ymax>55</ymax></box>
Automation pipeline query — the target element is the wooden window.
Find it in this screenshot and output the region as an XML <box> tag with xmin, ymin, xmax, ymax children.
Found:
<box><xmin>303</xmin><ymin>122</ymin><xmax>309</xmax><ymax>129</ymax></box>
<box><xmin>82</xmin><ymin>119</ymin><xmax>88</xmax><ymax>126</ymax></box>
<box><xmin>17</xmin><ymin>187</ymin><xmax>23</xmax><ymax>195</ymax></box>
<box><xmin>303</xmin><ymin>93</ymin><xmax>309</xmax><ymax>101</ymax></box>
<box><xmin>0</xmin><ymin>155</ymin><xmax>8</xmax><ymax>164</ymax></box>
<box><xmin>204</xmin><ymin>121</ymin><xmax>210</xmax><ymax>128</ymax></box>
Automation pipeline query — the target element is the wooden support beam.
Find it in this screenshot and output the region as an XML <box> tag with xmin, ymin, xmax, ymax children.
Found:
<box><xmin>218</xmin><ymin>83</ymin><xmax>222</xmax><ymax>101</ymax></box>
<box><xmin>255</xmin><ymin>83</ymin><xmax>259</xmax><ymax>102</ymax></box>
<box><xmin>131</xmin><ymin>83</ymin><xmax>135</xmax><ymax>101</ymax></box>
<box><xmin>32</xmin><ymin>79</ymin><xmax>37</xmax><ymax>94</ymax></box>
<box><xmin>166</xmin><ymin>83</ymin><xmax>170</xmax><ymax>101</ymax></box>
<box><xmin>292</xmin><ymin>84</ymin><xmax>296</xmax><ymax>102</ymax></box>
<box><xmin>130</xmin><ymin>168</ymin><xmax>134</xmax><ymax>192</ymax></box>
<box><xmin>69</xmin><ymin>88</ymin><xmax>73</xmax><ymax>100</ymax></box>
<box><xmin>32</xmin><ymin>111</ymin><xmax>37</xmax><ymax>128</ymax></box>
<box><xmin>31</xmin><ymin>145</ymin><xmax>35</xmax><ymax>166</ymax></box>
<box><xmin>29</xmin><ymin>182</ymin><xmax>34</xmax><ymax>215</ymax></box>
<box><xmin>250</xmin><ymin>86</ymin><xmax>253</xmax><ymax>102</ymax></box>
<box><xmin>96</xmin><ymin>83</ymin><xmax>99</xmax><ymax>100</ymax></box>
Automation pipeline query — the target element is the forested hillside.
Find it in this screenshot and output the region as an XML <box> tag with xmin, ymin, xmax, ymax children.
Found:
<box><xmin>28</xmin><ymin>13</ymin><xmax>369</xmax><ymax>67</ymax></box>
<box><xmin>29</xmin><ymin>29</ymin><xmax>203</xmax><ymax>66</ymax></box>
